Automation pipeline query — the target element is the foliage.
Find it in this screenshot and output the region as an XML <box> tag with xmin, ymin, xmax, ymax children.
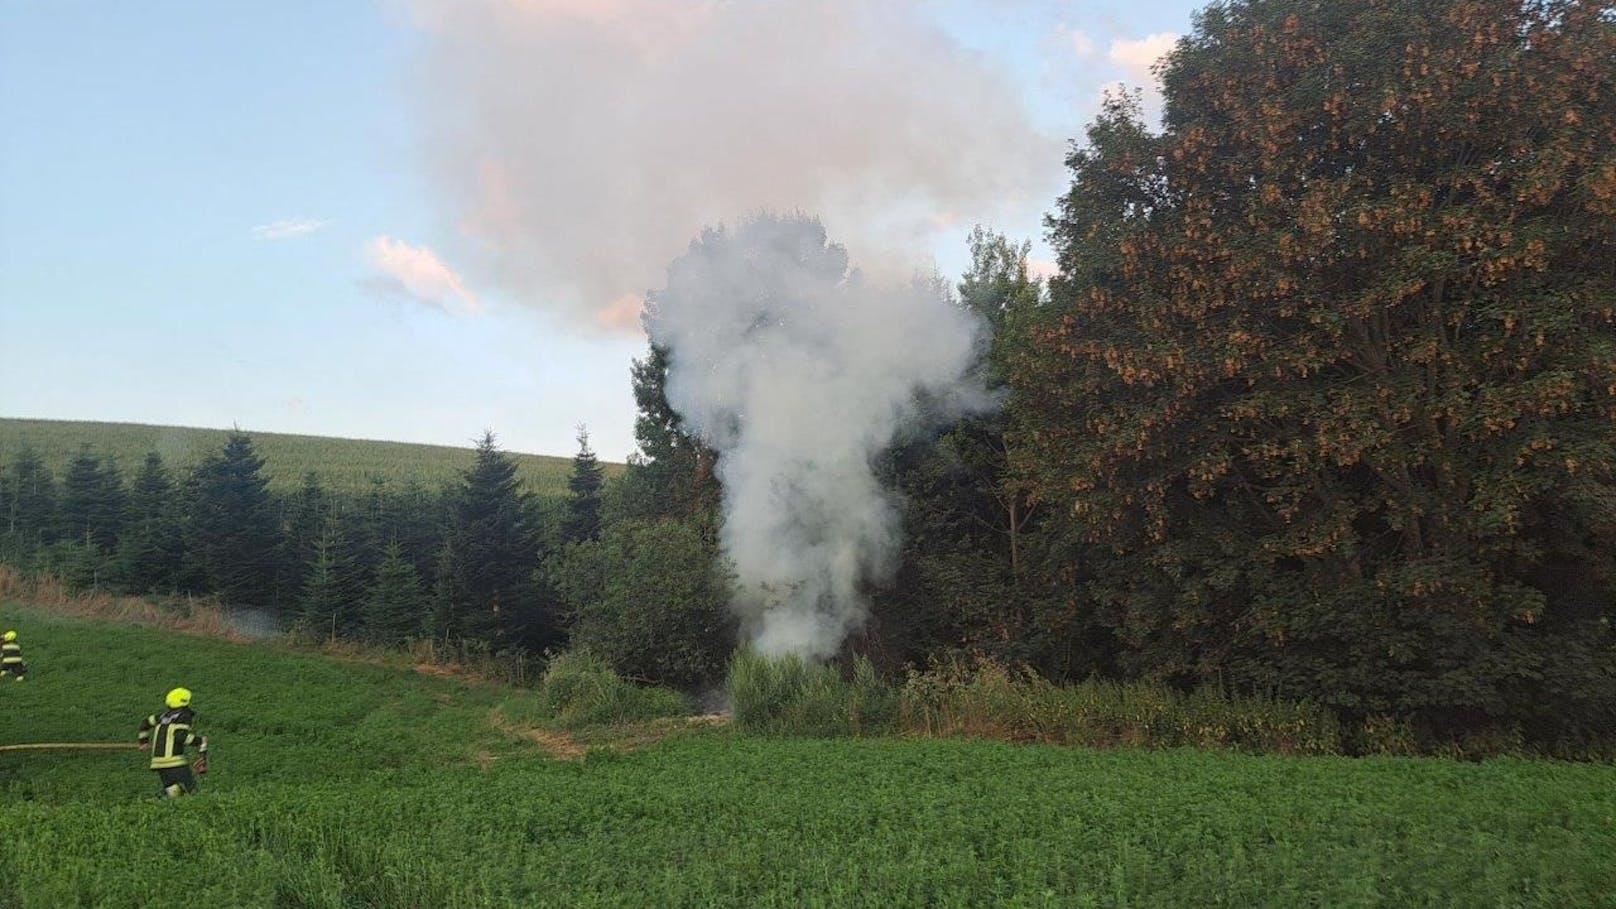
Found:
<box><xmin>0</xmin><ymin>417</ymin><xmax>607</xmax><ymax>496</ymax></box>
<box><xmin>552</xmin><ymin>517</ymin><xmax>735</xmax><ymax>688</ymax></box>
<box><xmin>41</xmin><ymin>538</ymin><xmax>114</xmax><ymax>593</ymax></box>
<box><xmin>1</xmin><ymin>447</ymin><xmax>57</xmax><ymax>562</ymax></box>
<box><xmin>900</xmin><ymin>657</ymin><xmax>1340</xmax><ymax>755</ymax></box>
<box><xmin>1022</xmin><ymin>0</ymin><xmax>1616</xmax><ymax>740</ymax></box>
<box><xmin>2</xmin><ymin>427</ymin><xmax>580</xmax><ymax>653</ymax></box>
<box><xmin>299</xmin><ymin>516</ymin><xmax>364</xmax><ymax>639</ymax></box>
<box><xmin>530</xmin><ymin>649</ymin><xmax>687</xmax><ymax>728</ymax></box>
<box><xmin>728</xmin><ymin>648</ymin><xmax>898</xmax><ymax>737</ymax></box>
<box><xmin>614</xmin><ymin>343</ymin><xmax>721</xmax><ymax>522</ymax></box>
<box><xmin>116</xmin><ymin>452</ymin><xmax>183</xmax><ymax>592</ymax></box>
<box><xmin>185</xmin><ymin>433</ymin><xmax>281</xmax><ymax>608</ymax></box>
<box><xmin>59</xmin><ymin>446</ymin><xmax>126</xmax><ymax>553</ymax></box>
<box><xmin>436</xmin><ymin>432</ymin><xmax>553</xmax><ymax>649</ymax></box>
<box><xmin>363</xmin><ymin>542</ymin><xmax>429</xmax><ymax>645</ymax></box>
<box><xmin>561</xmin><ymin>427</ymin><xmax>605</xmax><ymax>544</ymax></box>
<box><xmin>868</xmin><ymin>227</ymin><xmax>1047</xmax><ymax>668</ymax></box>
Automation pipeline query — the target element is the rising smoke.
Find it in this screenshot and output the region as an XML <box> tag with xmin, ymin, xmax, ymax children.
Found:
<box><xmin>402</xmin><ymin>0</ymin><xmax>1059</xmax><ymax>330</ymax></box>
<box><xmin>401</xmin><ymin>0</ymin><xmax>1040</xmax><ymax>657</ymax></box>
<box><xmin>647</xmin><ymin>215</ymin><xmax>989</xmax><ymax>658</ymax></box>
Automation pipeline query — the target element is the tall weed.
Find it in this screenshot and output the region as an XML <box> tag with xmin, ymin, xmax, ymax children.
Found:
<box><xmin>728</xmin><ymin>648</ymin><xmax>898</xmax><ymax>736</ymax></box>
<box><xmin>899</xmin><ymin>657</ymin><xmax>1341</xmax><ymax>755</ymax></box>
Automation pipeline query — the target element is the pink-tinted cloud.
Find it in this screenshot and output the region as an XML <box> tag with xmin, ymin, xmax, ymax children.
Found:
<box><xmin>1107</xmin><ymin>32</ymin><xmax>1178</xmax><ymax>119</ymax></box>
<box><xmin>1026</xmin><ymin>257</ymin><xmax>1059</xmax><ymax>283</ymax></box>
<box><xmin>363</xmin><ymin>236</ymin><xmax>481</xmax><ymax>315</ymax></box>
<box><xmin>596</xmin><ymin>293</ymin><xmax>645</xmax><ymax>332</ymax></box>
<box><xmin>403</xmin><ymin>0</ymin><xmax>1061</xmax><ymax>333</ymax></box>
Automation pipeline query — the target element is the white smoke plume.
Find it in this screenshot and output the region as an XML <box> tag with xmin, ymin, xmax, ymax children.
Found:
<box><xmin>647</xmin><ymin>214</ymin><xmax>988</xmax><ymax>658</ymax></box>
<box><xmin>401</xmin><ymin>0</ymin><xmax>1059</xmax><ymax>329</ymax></box>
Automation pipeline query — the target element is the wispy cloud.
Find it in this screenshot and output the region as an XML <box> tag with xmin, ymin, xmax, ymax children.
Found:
<box><xmin>1056</xmin><ymin>24</ymin><xmax>1096</xmax><ymax>59</ymax></box>
<box><xmin>251</xmin><ymin>218</ymin><xmax>329</xmax><ymax>240</ymax></box>
<box><xmin>362</xmin><ymin>235</ymin><xmax>481</xmax><ymax>315</ymax></box>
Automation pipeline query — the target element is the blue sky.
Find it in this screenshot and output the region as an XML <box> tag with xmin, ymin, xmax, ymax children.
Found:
<box><xmin>0</xmin><ymin>0</ymin><xmax>1200</xmax><ymax>460</ymax></box>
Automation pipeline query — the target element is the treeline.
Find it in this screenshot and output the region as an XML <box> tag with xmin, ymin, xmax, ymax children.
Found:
<box><xmin>0</xmin><ymin>431</ymin><xmax>606</xmax><ymax>658</ymax></box>
<box><xmin>0</xmin><ymin>414</ymin><xmax>730</xmax><ymax>685</ymax></box>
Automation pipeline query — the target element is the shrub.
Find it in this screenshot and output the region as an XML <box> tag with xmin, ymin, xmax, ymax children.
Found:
<box><xmin>550</xmin><ymin>518</ymin><xmax>735</xmax><ymax>688</ymax></box>
<box><xmin>536</xmin><ymin>649</ymin><xmax>687</xmax><ymax>728</ymax></box>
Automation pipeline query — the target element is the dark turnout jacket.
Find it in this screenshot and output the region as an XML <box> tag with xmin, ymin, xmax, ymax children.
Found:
<box><xmin>137</xmin><ymin>707</ymin><xmax>204</xmax><ymax>770</ymax></box>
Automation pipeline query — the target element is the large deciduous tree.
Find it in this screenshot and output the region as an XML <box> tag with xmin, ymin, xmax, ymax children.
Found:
<box><xmin>1025</xmin><ymin>0</ymin><xmax>1616</xmax><ymax>741</ymax></box>
<box><xmin>870</xmin><ymin>228</ymin><xmax>1048</xmax><ymax>667</ymax></box>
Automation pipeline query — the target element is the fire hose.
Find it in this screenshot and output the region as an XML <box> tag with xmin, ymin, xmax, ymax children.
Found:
<box><xmin>0</xmin><ymin>742</ymin><xmax>143</xmax><ymax>752</ymax></box>
<box><xmin>2</xmin><ymin>741</ymin><xmax>207</xmax><ymax>774</ymax></box>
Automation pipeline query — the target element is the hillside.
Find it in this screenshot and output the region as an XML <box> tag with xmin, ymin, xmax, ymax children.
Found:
<box><xmin>0</xmin><ymin>417</ymin><xmax>621</xmax><ymax>496</ymax></box>
<box><xmin>2</xmin><ymin>601</ymin><xmax>1614</xmax><ymax>908</ymax></box>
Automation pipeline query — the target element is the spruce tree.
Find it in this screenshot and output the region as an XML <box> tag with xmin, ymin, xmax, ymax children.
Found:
<box><xmin>279</xmin><ymin>472</ymin><xmax>330</xmax><ymax>602</ymax></box>
<box><xmin>94</xmin><ymin>458</ymin><xmax>128</xmax><ymax>551</ymax></box>
<box><xmin>431</xmin><ymin>537</ymin><xmax>457</xmax><ymax>638</ymax></box>
<box><xmin>438</xmin><ymin>431</ymin><xmax>546</xmax><ymax>646</ymax></box>
<box><xmin>1</xmin><ymin>448</ymin><xmax>57</xmax><ymax>562</ymax></box>
<box><xmin>118</xmin><ymin>452</ymin><xmax>183</xmax><ymax>592</ymax></box>
<box><xmin>562</xmin><ymin>427</ymin><xmax>605</xmax><ymax>544</ymax></box>
<box><xmin>299</xmin><ymin>516</ymin><xmax>362</xmax><ymax>639</ymax></box>
<box><xmin>188</xmin><ymin>433</ymin><xmax>280</xmax><ymax>608</ymax></box>
<box><xmin>365</xmin><ymin>541</ymin><xmax>429</xmax><ymax>645</ymax></box>
<box><xmin>619</xmin><ymin>344</ymin><xmax>721</xmax><ymax>520</ymax></box>
<box><xmin>352</xmin><ymin>475</ymin><xmax>390</xmax><ymax>584</ymax></box>
<box><xmin>384</xmin><ymin>480</ymin><xmax>443</xmax><ymax>579</ymax></box>
<box><xmin>62</xmin><ymin>447</ymin><xmax>123</xmax><ymax>552</ymax></box>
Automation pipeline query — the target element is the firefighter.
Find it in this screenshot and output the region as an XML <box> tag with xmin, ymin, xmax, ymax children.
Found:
<box><xmin>137</xmin><ymin>687</ymin><xmax>209</xmax><ymax>798</ymax></box>
<box><xmin>1</xmin><ymin>630</ymin><xmax>24</xmax><ymax>680</ymax></box>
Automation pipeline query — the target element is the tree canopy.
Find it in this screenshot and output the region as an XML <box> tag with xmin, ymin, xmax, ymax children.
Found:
<box><xmin>1021</xmin><ymin>0</ymin><xmax>1616</xmax><ymax>738</ymax></box>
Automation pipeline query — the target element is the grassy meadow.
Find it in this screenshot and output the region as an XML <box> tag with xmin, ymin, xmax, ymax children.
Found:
<box><xmin>2</xmin><ymin>602</ymin><xmax>1614</xmax><ymax>908</ymax></box>
<box><xmin>0</xmin><ymin>417</ymin><xmax>619</xmax><ymax>496</ymax></box>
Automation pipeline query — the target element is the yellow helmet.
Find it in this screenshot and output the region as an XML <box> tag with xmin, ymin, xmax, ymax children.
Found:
<box><xmin>2</xmin><ymin>630</ymin><xmax>14</xmax><ymax>642</ymax></box>
<box><xmin>165</xmin><ymin>687</ymin><xmax>193</xmax><ymax>709</ymax></box>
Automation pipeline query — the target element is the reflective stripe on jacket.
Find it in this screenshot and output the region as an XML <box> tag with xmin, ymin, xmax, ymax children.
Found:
<box><xmin>137</xmin><ymin>708</ymin><xmax>203</xmax><ymax>770</ymax></box>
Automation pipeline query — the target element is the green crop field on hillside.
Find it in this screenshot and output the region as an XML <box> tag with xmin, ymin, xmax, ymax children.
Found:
<box><xmin>2</xmin><ymin>602</ymin><xmax>1614</xmax><ymax>908</ymax></box>
<box><xmin>0</xmin><ymin>417</ymin><xmax>621</xmax><ymax>496</ymax></box>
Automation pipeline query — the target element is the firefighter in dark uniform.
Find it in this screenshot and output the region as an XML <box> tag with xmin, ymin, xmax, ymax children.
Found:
<box><xmin>137</xmin><ymin>687</ymin><xmax>209</xmax><ymax>798</ymax></box>
<box><xmin>1</xmin><ymin>630</ymin><xmax>24</xmax><ymax>680</ymax></box>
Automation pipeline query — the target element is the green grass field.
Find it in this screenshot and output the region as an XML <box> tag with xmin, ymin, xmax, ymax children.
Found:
<box><xmin>3</xmin><ymin>602</ymin><xmax>1614</xmax><ymax>908</ymax></box>
<box><xmin>0</xmin><ymin>417</ymin><xmax>620</xmax><ymax>496</ymax></box>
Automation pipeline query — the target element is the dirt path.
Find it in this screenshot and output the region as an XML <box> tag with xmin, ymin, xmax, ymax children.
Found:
<box><xmin>487</xmin><ymin>710</ymin><xmax>730</xmax><ymax>762</ymax></box>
